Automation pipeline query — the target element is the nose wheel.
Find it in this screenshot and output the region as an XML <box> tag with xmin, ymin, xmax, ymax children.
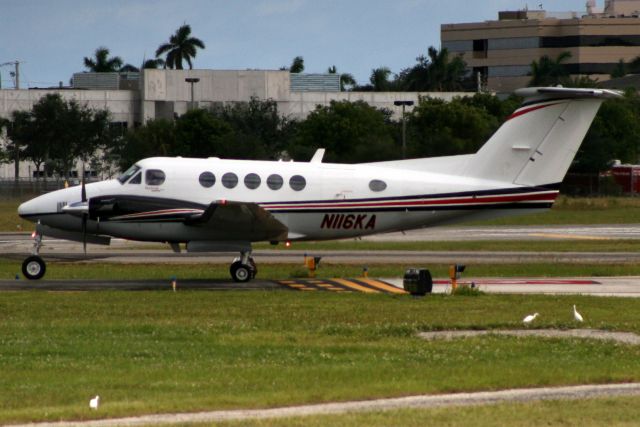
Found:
<box><xmin>23</xmin><ymin>229</ymin><xmax>46</xmax><ymax>280</ymax></box>
<box><xmin>22</xmin><ymin>255</ymin><xmax>46</xmax><ymax>280</ymax></box>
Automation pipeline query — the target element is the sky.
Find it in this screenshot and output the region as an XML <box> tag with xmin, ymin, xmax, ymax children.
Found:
<box><xmin>1</xmin><ymin>0</ymin><xmax>589</xmax><ymax>89</ymax></box>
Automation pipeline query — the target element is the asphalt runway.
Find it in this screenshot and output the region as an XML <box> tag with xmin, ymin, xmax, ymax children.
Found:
<box><xmin>2</xmin><ymin>226</ymin><xmax>639</xmax><ymax>296</ymax></box>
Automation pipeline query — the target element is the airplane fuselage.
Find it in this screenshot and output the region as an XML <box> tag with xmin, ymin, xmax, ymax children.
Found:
<box><xmin>19</xmin><ymin>156</ymin><xmax>558</xmax><ymax>244</ymax></box>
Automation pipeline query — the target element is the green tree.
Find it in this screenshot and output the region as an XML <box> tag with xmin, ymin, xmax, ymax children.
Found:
<box><xmin>155</xmin><ymin>24</ymin><xmax>206</xmax><ymax>70</ymax></box>
<box><xmin>529</xmin><ymin>51</ymin><xmax>572</xmax><ymax>86</ymax></box>
<box><xmin>370</xmin><ymin>67</ymin><xmax>393</xmax><ymax>91</ymax></box>
<box><xmin>174</xmin><ymin>109</ymin><xmax>233</xmax><ymax>158</ymax></box>
<box><xmin>20</xmin><ymin>94</ymin><xmax>114</xmax><ymax>179</ymax></box>
<box><xmin>289</xmin><ymin>56</ymin><xmax>305</xmax><ymax>73</ymax></box>
<box><xmin>143</xmin><ymin>58</ymin><xmax>165</xmax><ymax>69</ymax></box>
<box><xmin>397</xmin><ymin>47</ymin><xmax>468</xmax><ymax>91</ymax></box>
<box><xmin>407</xmin><ymin>96</ymin><xmax>498</xmax><ymax>158</ymax></box>
<box><xmin>118</xmin><ymin>119</ymin><xmax>177</xmax><ymax>170</ymax></box>
<box><xmin>211</xmin><ymin>97</ymin><xmax>293</xmax><ymax>159</ymax></box>
<box><xmin>83</xmin><ymin>47</ymin><xmax>123</xmax><ymax>72</ymax></box>
<box><xmin>575</xmin><ymin>93</ymin><xmax>640</xmax><ymax>173</ymax></box>
<box><xmin>5</xmin><ymin>111</ymin><xmax>33</xmax><ymax>179</ymax></box>
<box><xmin>328</xmin><ymin>65</ymin><xmax>356</xmax><ymax>91</ymax></box>
<box><xmin>289</xmin><ymin>100</ymin><xmax>397</xmax><ymax>163</ymax></box>
<box><xmin>611</xmin><ymin>59</ymin><xmax>627</xmax><ymax>78</ymax></box>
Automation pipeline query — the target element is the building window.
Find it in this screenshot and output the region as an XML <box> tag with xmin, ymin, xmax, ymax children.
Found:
<box><xmin>267</xmin><ymin>174</ymin><xmax>284</xmax><ymax>190</ymax></box>
<box><xmin>473</xmin><ymin>39</ymin><xmax>488</xmax><ymax>59</ymax></box>
<box><xmin>289</xmin><ymin>175</ymin><xmax>306</xmax><ymax>191</ymax></box>
<box><xmin>244</xmin><ymin>173</ymin><xmax>261</xmax><ymax>189</ymax></box>
<box><xmin>369</xmin><ymin>179</ymin><xmax>387</xmax><ymax>192</ymax></box>
<box><xmin>199</xmin><ymin>171</ymin><xmax>216</xmax><ymax>188</ymax></box>
<box><xmin>222</xmin><ymin>172</ymin><xmax>238</xmax><ymax>189</ymax></box>
<box><xmin>145</xmin><ymin>169</ymin><xmax>165</xmax><ymax>186</ymax></box>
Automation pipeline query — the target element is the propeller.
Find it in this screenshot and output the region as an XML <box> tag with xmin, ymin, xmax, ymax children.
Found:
<box><xmin>81</xmin><ymin>164</ymin><xmax>87</xmax><ymax>255</ymax></box>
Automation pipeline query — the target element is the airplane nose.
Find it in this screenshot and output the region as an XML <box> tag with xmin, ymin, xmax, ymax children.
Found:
<box><xmin>18</xmin><ymin>199</ymin><xmax>34</xmax><ymax>219</ymax></box>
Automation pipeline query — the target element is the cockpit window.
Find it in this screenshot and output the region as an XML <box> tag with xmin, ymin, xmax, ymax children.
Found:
<box><xmin>129</xmin><ymin>172</ymin><xmax>142</xmax><ymax>184</ymax></box>
<box><xmin>117</xmin><ymin>164</ymin><xmax>141</xmax><ymax>184</ymax></box>
<box><xmin>145</xmin><ymin>169</ymin><xmax>166</xmax><ymax>186</ymax></box>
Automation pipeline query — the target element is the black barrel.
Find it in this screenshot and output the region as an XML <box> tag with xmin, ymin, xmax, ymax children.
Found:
<box><xmin>403</xmin><ymin>268</ymin><xmax>433</xmax><ymax>296</ymax></box>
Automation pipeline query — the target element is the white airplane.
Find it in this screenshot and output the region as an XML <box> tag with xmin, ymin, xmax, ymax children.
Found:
<box><xmin>17</xmin><ymin>87</ymin><xmax>620</xmax><ymax>282</ymax></box>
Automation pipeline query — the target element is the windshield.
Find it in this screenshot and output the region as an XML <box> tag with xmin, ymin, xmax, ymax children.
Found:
<box><xmin>117</xmin><ymin>164</ymin><xmax>141</xmax><ymax>184</ymax></box>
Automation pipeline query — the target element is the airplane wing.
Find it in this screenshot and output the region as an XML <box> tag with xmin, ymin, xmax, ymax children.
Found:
<box><xmin>185</xmin><ymin>200</ymin><xmax>289</xmax><ymax>241</ymax></box>
<box><xmin>88</xmin><ymin>196</ymin><xmax>289</xmax><ymax>242</ymax></box>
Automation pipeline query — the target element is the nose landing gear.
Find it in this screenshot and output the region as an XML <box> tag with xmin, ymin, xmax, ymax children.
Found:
<box><xmin>22</xmin><ymin>231</ymin><xmax>46</xmax><ymax>280</ymax></box>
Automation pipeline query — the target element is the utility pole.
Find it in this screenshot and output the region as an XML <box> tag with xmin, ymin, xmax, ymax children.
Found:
<box><xmin>185</xmin><ymin>77</ymin><xmax>200</xmax><ymax>110</ymax></box>
<box><xmin>394</xmin><ymin>100</ymin><xmax>414</xmax><ymax>159</ymax></box>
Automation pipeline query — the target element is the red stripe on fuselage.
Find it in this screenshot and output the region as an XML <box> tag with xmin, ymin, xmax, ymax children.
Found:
<box><xmin>506</xmin><ymin>102</ymin><xmax>562</xmax><ymax>121</ymax></box>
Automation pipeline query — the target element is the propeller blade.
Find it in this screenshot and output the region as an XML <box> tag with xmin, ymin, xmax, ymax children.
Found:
<box><xmin>81</xmin><ymin>164</ymin><xmax>87</xmax><ymax>254</ymax></box>
<box><xmin>81</xmin><ymin>165</ymin><xmax>87</xmax><ymax>203</ymax></box>
<box><xmin>82</xmin><ymin>213</ymin><xmax>87</xmax><ymax>254</ymax></box>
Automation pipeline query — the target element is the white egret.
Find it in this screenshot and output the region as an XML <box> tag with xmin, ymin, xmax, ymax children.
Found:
<box><xmin>573</xmin><ymin>305</ymin><xmax>584</xmax><ymax>322</ymax></box>
<box><xmin>523</xmin><ymin>313</ymin><xmax>539</xmax><ymax>325</ymax></box>
<box><xmin>89</xmin><ymin>395</ymin><xmax>100</xmax><ymax>410</ymax></box>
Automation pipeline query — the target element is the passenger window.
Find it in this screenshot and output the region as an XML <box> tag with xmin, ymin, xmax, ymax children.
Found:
<box><xmin>267</xmin><ymin>174</ymin><xmax>283</xmax><ymax>190</ymax></box>
<box><xmin>129</xmin><ymin>171</ymin><xmax>141</xmax><ymax>184</ymax></box>
<box><xmin>289</xmin><ymin>175</ymin><xmax>306</xmax><ymax>191</ymax></box>
<box><xmin>369</xmin><ymin>179</ymin><xmax>387</xmax><ymax>192</ymax></box>
<box><xmin>222</xmin><ymin>172</ymin><xmax>238</xmax><ymax>189</ymax></box>
<box><xmin>244</xmin><ymin>173</ymin><xmax>261</xmax><ymax>189</ymax></box>
<box><xmin>145</xmin><ymin>169</ymin><xmax>165</xmax><ymax>186</ymax></box>
<box><xmin>199</xmin><ymin>171</ymin><xmax>216</xmax><ymax>188</ymax></box>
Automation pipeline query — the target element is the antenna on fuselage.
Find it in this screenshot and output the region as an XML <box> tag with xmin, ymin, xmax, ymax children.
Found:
<box><xmin>310</xmin><ymin>148</ymin><xmax>325</xmax><ymax>163</ymax></box>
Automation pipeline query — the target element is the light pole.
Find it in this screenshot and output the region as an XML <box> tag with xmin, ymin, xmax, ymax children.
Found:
<box><xmin>185</xmin><ymin>77</ymin><xmax>200</xmax><ymax>110</ymax></box>
<box><xmin>394</xmin><ymin>100</ymin><xmax>414</xmax><ymax>159</ymax></box>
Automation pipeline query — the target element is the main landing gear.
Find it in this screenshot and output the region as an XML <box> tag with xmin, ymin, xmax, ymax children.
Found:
<box><xmin>229</xmin><ymin>250</ymin><xmax>257</xmax><ymax>283</ymax></box>
<box><xmin>22</xmin><ymin>231</ymin><xmax>46</xmax><ymax>280</ymax></box>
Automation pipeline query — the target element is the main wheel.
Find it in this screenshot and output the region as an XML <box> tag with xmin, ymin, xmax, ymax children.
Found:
<box><xmin>230</xmin><ymin>261</ymin><xmax>252</xmax><ymax>283</ymax></box>
<box><xmin>22</xmin><ymin>255</ymin><xmax>46</xmax><ymax>280</ymax></box>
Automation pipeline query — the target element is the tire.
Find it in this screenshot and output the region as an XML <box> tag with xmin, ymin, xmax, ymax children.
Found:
<box><xmin>22</xmin><ymin>255</ymin><xmax>46</xmax><ymax>280</ymax></box>
<box><xmin>230</xmin><ymin>261</ymin><xmax>252</xmax><ymax>283</ymax></box>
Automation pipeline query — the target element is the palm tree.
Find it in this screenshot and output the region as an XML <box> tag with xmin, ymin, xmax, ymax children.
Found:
<box><xmin>83</xmin><ymin>47</ymin><xmax>123</xmax><ymax>72</ymax></box>
<box><xmin>370</xmin><ymin>67</ymin><xmax>392</xmax><ymax>91</ymax></box>
<box><xmin>289</xmin><ymin>56</ymin><xmax>304</xmax><ymax>73</ymax></box>
<box><xmin>119</xmin><ymin>64</ymin><xmax>140</xmax><ymax>73</ymax></box>
<box><xmin>396</xmin><ymin>47</ymin><xmax>467</xmax><ymax>91</ymax></box>
<box><xmin>328</xmin><ymin>65</ymin><xmax>356</xmax><ymax>91</ymax></box>
<box><xmin>143</xmin><ymin>58</ymin><xmax>165</xmax><ymax>69</ymax></box>
<box><xmin>529</xmin><ymin>51</ymin><xmax>572</xmax><ymax>86</ymax></box>
<box><xmin>155</xmin><ymin>24</ymin><xmax>205</xmax><ymax>69</ymax></box>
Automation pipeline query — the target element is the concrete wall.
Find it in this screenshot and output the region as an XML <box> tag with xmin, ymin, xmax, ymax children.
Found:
<box><xmin>0</xmin><ymin>89</ymin><xmax>139</xmax><ymax>124</ymax></box>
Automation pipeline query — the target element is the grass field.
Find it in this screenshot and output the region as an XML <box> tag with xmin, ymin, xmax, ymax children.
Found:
<box><xmin>1</xmin><ymin>291</ymin><xmax>640</xmax><ymax>423</ymax></box>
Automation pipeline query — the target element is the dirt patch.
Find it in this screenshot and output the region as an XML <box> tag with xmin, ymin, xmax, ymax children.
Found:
<box><xmin>418</xmin><ymin>329</ymin><xmax>640</xmax><ymax>345</ymax></box>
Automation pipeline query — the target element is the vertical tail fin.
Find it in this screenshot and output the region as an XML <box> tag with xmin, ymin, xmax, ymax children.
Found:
<box><xmin>465</xmin><ymin>87</ymin><xmax>621</xmax><ymax>186</ymax></box>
